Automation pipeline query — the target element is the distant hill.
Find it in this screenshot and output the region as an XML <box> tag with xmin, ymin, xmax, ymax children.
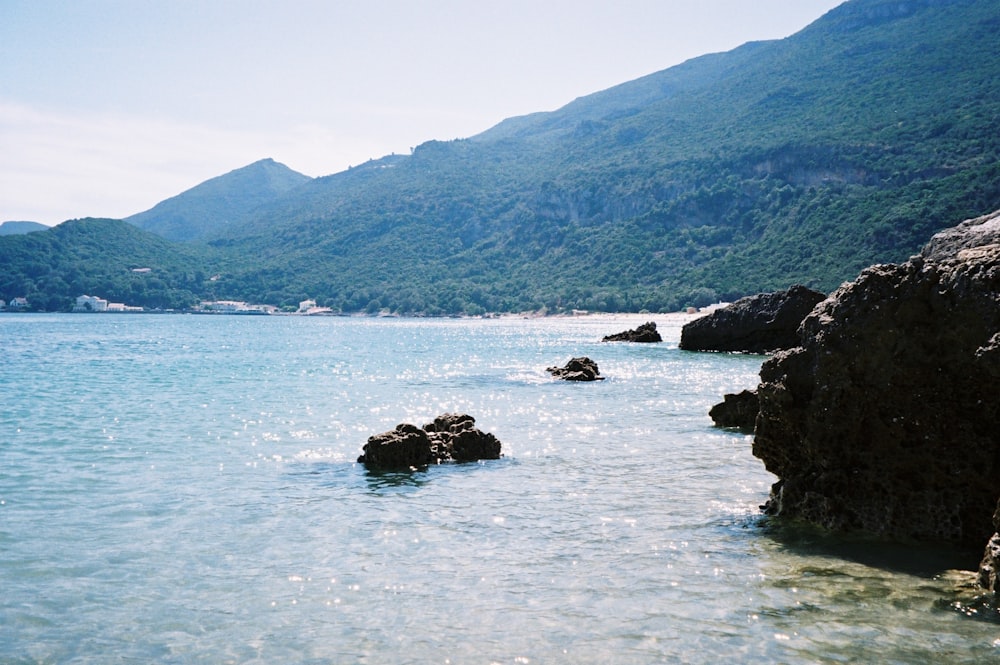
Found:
<box><xmin>4</xmin><ymin>0</ymin><xmax>1000</xmax><ymax>314</ymax></box>
<box><xmin>125</xmin><ymin>158</ymin><xmax>312</xmax><ymax>242</ymax></box>
<box><xmin>0</xmin><ymin>218</ymin><xmax>218</xmax><ymax>311</ymax></box>
<box><xmin>0</xmin><ymin>221</ymin><xmax>49</xmax><ymax>236</ymax></box>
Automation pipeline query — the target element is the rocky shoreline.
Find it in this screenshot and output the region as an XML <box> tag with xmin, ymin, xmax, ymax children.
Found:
<box><xmin>695</xmin><ymin>209</ymin><xmax>1000</xmax><ymax>596</ymax></box>
<box><xmin>353</xmin><ymin>211</ymin><xmax>1000</xmax><ymax>596</ymax></box>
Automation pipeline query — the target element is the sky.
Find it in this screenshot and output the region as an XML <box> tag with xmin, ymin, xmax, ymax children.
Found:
<box><xmin>1</xmin><ymin>0</ymin><xmax>844</xmax><ymax>226</ymax></box>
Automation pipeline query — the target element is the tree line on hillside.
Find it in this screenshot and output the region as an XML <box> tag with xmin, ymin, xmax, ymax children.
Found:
<box><xmin>3</xmin><ymin>142</ymin><xmax>998</xmax><ymax>316</ymax></box>
<box><xmin>0</xmin><ymin>219</ymin><xmax>216</xmax><ymax>312</ymax></box>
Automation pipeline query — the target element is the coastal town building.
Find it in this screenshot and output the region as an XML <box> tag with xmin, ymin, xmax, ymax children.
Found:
<box><xmin>296</xmin><ymin>298</ymin><xmax>333</xmax><ymax>315</ymax></box>
<box><xmin>73</xmin><ymin>295</ymin><xmax>109</xmax><ymax>312</ymax></box>
<box><xmin>72</xmin><ymin>294</ymin><xmax>143</xmax><ymax>313</ymax></box>
<box><xmin>107</xmin><ymin>302</ymin><xmax>143</xmax><ymax>312</ymax></box>
<box><xmin>199</xmin><ymin>300</ymin><xmax>272</xmax><ymax>314</ymax></box>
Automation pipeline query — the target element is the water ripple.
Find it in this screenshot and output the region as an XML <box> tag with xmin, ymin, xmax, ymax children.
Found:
<box><xmin>1</xmin><ymin>314</ymin><xmax>995</xmax><ymax>663</ymax></box>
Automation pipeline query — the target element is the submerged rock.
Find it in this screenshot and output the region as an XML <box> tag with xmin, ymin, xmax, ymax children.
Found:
<box><xmin>751</xmin><ymin>210</ymin><xmax>1000</xmax><ymax>553</ymax></box>
<box><xmin>357</xmin><ymin>413</ymin><xmax>502</xmax><ymax>469</ymax></box>
<box><xmin>546</xmin><ymin>356</ymin><xmax>604</xmax><ymax>381</ymax></box>
<box><xmin>679</xmin><ymin>285</ymin><xmax>826</xmax><ymax>353</ymax></box>
<box><xmin>602</xmin><ymin>321</ymin><xmax>662</xmax><ymax>343</ymax></box>
<box><xmin>709</xmin><ymin>389</ymin><xmax>759</xmax><ymax>432</ymax></box>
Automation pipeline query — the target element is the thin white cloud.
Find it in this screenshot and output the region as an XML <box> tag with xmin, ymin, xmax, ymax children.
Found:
<box><xmin>0</xmin><ymin>103</ymin><xmax>350</xmax><ymax>224</ymax></box>
<box><xmin>0</xmin><ymin>100</ymin><xmax>525</xmax><ymax>225</ymax></box>
<box><xmin>0</xmin><ymin>103</ymin><xmax>240</xmax><ymax>223</ymax></box>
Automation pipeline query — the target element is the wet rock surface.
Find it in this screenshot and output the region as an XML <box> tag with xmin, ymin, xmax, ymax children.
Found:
<box><xmin>546</xmin><ymin>356</ymin><xmax>604</xmax><ymax>381</ymax></box>
<box><xmin>357</xmin><ymin>413</ymin><xmax>502</xmax><ymax>469</ymax></box>
<box><xmin>679</xmin><ymin>285</ymin><xmax>826</xmax><ymax>353</ymax></box>
<box><xmin>750</xmin><ymin>210</ymin><xmax>1000</xmax><ymax>555</ymax></box>
<box><xmin>602</xmin><ymin>321</ymin><xmax>662</xmax><ymax>343</ymax></box>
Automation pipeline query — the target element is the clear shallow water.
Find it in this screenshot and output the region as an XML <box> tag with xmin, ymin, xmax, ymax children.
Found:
<box><xmin>1</xmin><ymin>313</ymin><xmax>997</xmax><ymax>664</ymax></box>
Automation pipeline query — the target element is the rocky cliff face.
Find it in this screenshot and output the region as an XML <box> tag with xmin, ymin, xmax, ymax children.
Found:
<box><xmin>753</xmin><ymin>210</ymin><xmax>1000</xmax><ymax>548</ymax></box>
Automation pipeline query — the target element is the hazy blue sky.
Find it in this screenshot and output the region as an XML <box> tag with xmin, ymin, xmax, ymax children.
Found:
<box><xmin>1</xmin><ymin>0</ymin><xmax>843</xmax><ymax>225</ymax></box>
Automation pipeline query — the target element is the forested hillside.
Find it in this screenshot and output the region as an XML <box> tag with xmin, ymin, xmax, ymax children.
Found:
<box><xmin>201</xmin><ymin>0</ymin><xmax>1000</xmax><ymax>313</ymax></box>
<box><xmin>3</xmin><ymin>0</ymin><xmax>999</xmax><ymax>314</ymax></box>
<box><xmin>0</xmin><ymin>219</ymin><xmax>218</xmax><ymax>311</ymax></box>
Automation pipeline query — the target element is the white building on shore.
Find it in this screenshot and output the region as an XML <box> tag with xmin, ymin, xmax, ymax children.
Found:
<box><xmin>72</xmin><ymin>294</ymin><xmax>143</xmax><ymax>312</ymax></box>
<box><xmin>107</xmin><ymin>302</ymin><xmax>143</xmax><ymax>312</ymax></box>
<box><xmin>199</xmin><ymin>300</ymin><xmax>272</xmax><ymax>315</ymax></box>
<box><xmin>73</xmin><ymin>295</ymin><xmax>108</xmax><ymax>312</ymax></box>
<box><xmin>296</xmin><ymin>298</ymin><xmax>333</xmax><ymax>315</ymax></box>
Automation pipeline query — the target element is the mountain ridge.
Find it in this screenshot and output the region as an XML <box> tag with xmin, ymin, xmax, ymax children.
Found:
<box><xmin>0</xmin><ymin>221</ymin><xmax>48</xmax><ymax>236</ymax></box>
<box><xmin>196</xmin><ymin>0</ymin><xmax>999</xmax><ymax>313</ymax></box>
<box><xmin>4</xmin><ymin>0</ymin><xmax>1000</xmax><ymax>314</ymax></box>
<box><xmin>125</xmin><ymin>158</ymin><xmax>312</xmax><ymax>242</ymax></box>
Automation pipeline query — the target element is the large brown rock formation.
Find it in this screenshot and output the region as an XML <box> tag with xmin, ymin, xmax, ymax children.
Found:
<box><xmin>752</xmin><ymin>210</ymin><xmax>1000</xmax><ymax>551</ymax></box>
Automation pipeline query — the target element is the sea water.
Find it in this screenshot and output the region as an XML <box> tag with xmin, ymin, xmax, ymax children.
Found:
<box><xmin>1</xmin><ymin>313</ymin><xmax>997</xmax><ymax>664</ymax></box>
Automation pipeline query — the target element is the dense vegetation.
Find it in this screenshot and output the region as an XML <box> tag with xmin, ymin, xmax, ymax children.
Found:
<box><xmin>3</xmin><ymin>0</ymin><xmax>999</xmax><ymax>314</ymax></box>
<box><xmin>0</xmin><ymin>219</ymin><xmax>218</xmax><ymax>311</ymax></box>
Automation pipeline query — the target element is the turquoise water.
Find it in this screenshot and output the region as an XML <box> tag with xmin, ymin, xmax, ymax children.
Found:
<box><xmin>1</xmin><ymin>313</ymin><xmax>997</xmax><ymax>663</ymax></box>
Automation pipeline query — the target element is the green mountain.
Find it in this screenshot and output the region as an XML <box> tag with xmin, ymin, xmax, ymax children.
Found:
<box><xmin>201</xmin><ymin>0</ymin><xmax>1000</xmax><ymax>313</ymax></box>
<box><xmin>0</xmin><ymin>221</ymin><xmax>48</xmax><ymax>236</ymax></box>
<box><xmin>0</xmin><ymin>218</ymin><xmax>218</xmax><ymax>311</ymax></box>
<box><xmin>125</xmin><ymin>158</ymin><xmax>312</xmax><ymax>242</ymax></box>
<box><xmin>4</xmin><ymin>0</ymin><xmax>1000</xmax><ymax>314</ymax></box>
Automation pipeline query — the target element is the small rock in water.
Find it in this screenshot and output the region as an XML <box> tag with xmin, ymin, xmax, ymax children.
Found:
<box><xmin>357</xmin><ymin>413</ymin><xmax>502</xmax><ymax>469</ymax></box>
<box><xmin>602</xmin><ymin>321</ymin><xmax>662</xmax><ymax>343</ymax></box>
<box><xmin>546</xmin><ymin>356</ymin><xmax>604</xmax><ymax>381</ymax></box>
